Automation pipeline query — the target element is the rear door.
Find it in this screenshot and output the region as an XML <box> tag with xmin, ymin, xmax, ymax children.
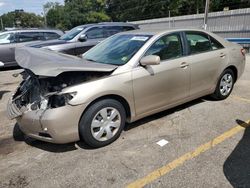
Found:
<box><xmin>184</xmin><ymin>31</ymin><xmax>226</xmax><ymax>96</ymax></box>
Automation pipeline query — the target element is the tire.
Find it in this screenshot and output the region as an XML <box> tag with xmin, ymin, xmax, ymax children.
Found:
<box><xmin>79</xmin><ymin>99</ymin><xmax>126</xmax><ymax>148</ymax></box>
<box><xmin>211</xmin><ymin>69</ymin><xmax>235</xmax><ymax>100</ymax></box>
<box><xmin>13</xmin><ymin>123</ymin><xmax>25</xmax><ymax>141</ymax></box>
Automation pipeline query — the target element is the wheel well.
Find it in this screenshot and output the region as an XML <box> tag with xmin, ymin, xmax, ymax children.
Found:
<box><xmin>226</xmin><ymin>66</ymin><xmax>238</xmax><ymax>82</ymax></box>
<box><xmin>82</xmin><ymin>95</ymin><xmax>131</xmax><ymax>121</ymax></box>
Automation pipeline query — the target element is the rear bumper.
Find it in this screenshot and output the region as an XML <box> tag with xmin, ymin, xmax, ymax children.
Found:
<box><xmin>9</xmin><ymin>103</ymin><xmax>87</xmax><ymax>144</ymax></box>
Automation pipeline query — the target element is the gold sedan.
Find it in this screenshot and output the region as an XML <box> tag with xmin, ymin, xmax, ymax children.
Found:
<box><xmin>8</xmin><ymin>29</ymin><xmax>246</xmax><ymax>147</ymax></box>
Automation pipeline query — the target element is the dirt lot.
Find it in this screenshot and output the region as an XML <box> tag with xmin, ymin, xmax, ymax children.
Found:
<box><xmin>0</xmin><ymin>56</ymin><xmax>250</xmax><ymax>188</ymax></box>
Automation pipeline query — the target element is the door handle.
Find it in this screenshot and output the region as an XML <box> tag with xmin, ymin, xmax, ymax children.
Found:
<box><xmin>220</xmin><ymin>53</ymin><xmax>226</xmax><ymax>58</ymax></box>
<box><xmin>180</xmin><ymin>62</ymin><xmax>189</xmax><ymax>69</ymax></box>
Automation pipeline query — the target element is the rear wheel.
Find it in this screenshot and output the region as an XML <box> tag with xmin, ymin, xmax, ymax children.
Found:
<box><xmin>79</xmin><ymin>99</ymin><xmax>126</xmax><ymax>148</ymax></box>
<box><xmin>211</xmin><ymin>69</ymin><xmax>235</xmax><ymax>100</ymax></box>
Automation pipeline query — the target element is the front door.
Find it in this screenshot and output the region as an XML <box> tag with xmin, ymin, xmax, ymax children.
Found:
<box><xmin>132</xmin><ymin>33</ymin><xmax>190</xmax><ymax>116</ymax></box>
<box><xmin>75</xmin><ymin>27</ymin><xmax>106</xmax><ymax>55</ymax></box>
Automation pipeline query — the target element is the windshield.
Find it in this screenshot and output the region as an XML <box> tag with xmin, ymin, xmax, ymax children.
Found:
<box><xmin>60</xmin><ymin>26</ymin><xmax>85</xmax><ymax>41</ymax></box>
<box><xmin>83</xmin><ymin>34</ymin><xmax>152</xmax><ymax>65</ymax></box>
<box><xmin>0</xmin><ymin>33</ymin><xmax>14</xmax><ymax>44</ymax></box>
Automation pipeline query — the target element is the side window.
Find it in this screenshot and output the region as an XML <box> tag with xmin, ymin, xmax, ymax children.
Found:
<box><xmin>186</xmin><ymin>32</ymin><xmax>212</xmax><ymax>54</ymax></box>
<box><xmin>44</xmin><ymin>32</ymin><xmax>60</xmax><ymax>40</ymax></box>
<box><xmin>122</xmin><ymin>26</ymin><xmax>135</xmax><ymax>31</ymax></box>
<box><xmin>86</xmin><ymin>27</ymin><xmax>104</xmax><ymax>39</ymax></box>
<box><xmin>0</xmin><ymin>33</ymin><xmax>15</xmax><ymax>44</ymax></box>
<box><xmin>17</xmin><ymin>32</ymin><xmax>43</xmax><ymax>42</ymax></box>
<box><xmin>145</xmin><ymin>33</ymin><xmax>183</xmax><ymax>61</ymax></box>
<box><xmin>103</xmin><ymin>26</ymin><xmax>122</xmax><ymax>37</ymax></box>
<box><xmin>209</xmin><ymin>36</ymin><xmax>224</xmax><ymax>50</ymax></box>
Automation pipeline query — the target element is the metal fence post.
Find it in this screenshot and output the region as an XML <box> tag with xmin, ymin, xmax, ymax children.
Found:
<box><xmin>204</xmin><ymin>0</ymin><xmax>210</xmax><ymax>30</ymax></box>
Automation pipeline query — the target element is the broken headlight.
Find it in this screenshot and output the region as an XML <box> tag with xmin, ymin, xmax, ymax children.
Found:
<box><xmin>49</xmin><ymin>92</ymin><xmax>77</xmax><ymax>108</ymax></box>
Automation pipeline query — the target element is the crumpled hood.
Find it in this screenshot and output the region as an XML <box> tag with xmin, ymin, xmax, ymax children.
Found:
<box><xmin>15</xmin><ymin>47</ymin><xmax>118</xmax><ymax>77</ymax></box>
<box><xmin>27</xmin><ymin>39</ymin><xmax>68</xmax><ymax>48</ymax></box>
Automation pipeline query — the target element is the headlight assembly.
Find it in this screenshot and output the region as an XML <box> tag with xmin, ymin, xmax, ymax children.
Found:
<box><xmin>49</xmin><ymin>92</ymin><xmax>77</xmax><ymax>108</ymax></box>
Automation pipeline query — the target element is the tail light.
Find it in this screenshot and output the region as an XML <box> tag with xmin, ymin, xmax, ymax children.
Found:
<box><xmin>241</xmin><ymin>48</ymin><xmax>246</xmax><ymax>57</ymax></box>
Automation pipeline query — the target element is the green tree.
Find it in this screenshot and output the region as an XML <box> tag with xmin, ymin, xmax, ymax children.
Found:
<box><xmin>45</xmin><ymin>2</ymin><xmax>67</xmax><ymax>30</ymax></box>
<box><xmin>46</xmin><ymin>0</ymin><xmax>111</xmax><ymax>30</ymax></box>
<box><xmin>0</xmin><ymin>11</ymin><xmax>44</xmax><ymax>28</ymax></box>
<box><xmin>0</xmin><ymin>12</ymin><xmax>15</xmax><ymax>28</ymax></box>
<box><xmin>44</xmin><ymin>0</ymin><xmax>250</xmax><ymax>28</ymax></box>
<box><xmin>210</xmin><ymin>0</ymin><xmax>250</xmax><ymax>11</ymax></box>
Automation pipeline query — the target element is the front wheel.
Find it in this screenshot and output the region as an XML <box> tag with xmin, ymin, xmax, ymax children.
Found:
<box><xmin>79</xmin><ymin>99</ymin><xmax>126</xmax><ymax>148</ymax></box>
<box><xmin>211</xmin><ymin>69</ymin><xmax>235</xmax><ymax>100</ymax></box>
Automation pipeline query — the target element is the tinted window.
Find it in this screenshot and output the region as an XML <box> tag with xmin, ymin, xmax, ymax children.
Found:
<box><xmin>17</xmin><ymin>32</ymin><xmax>43</xmax><ymax>42</ymax></box>
<box><xmin>145</xmin><ymin>33</ymin><xmax>183</xmax><ymax>60</ymax></box>
<box><xmin>186</xmin><ymin>32</ymin><xmax>212</xmax><ymax>54</ymax></box>
<box><xmin>86</xmin><ymin>27</ymin><xmax>104</xmax><ymax>39</ymax></box>
<box><xmin>44</xmin><ymin>32</ymin><xmax>60</xmax><ymax>40</ymax></box>
<box><xmin>210</xmin><ymin>36</ymin><xmax>224</xmax><ymax>50</ymax></box>
<box><xmin>103</xmin><ymin>26</ymin><xmax>122</xmax><ymax>37</ymax></box>
<box><xmin>0</xmin><ymin>33</ymin><xmax>15</xmax><ymax>44</ymax></box>
<box><xmin>122</xmin><ymin>26</ymin><xmax>135</xmax><ymax>31</ymax></box>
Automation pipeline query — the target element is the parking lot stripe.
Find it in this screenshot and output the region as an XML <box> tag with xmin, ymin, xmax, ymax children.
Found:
<box><xmin>231</xmin><ymin>95</ymin><xmax>250</xmax><ymax>103</ymax></box>
<box><xmin>126</xmin><ymin>120</ymin><xmax>250</xmax><ymax>188</ymax></box>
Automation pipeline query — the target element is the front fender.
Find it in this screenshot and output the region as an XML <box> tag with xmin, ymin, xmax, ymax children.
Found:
<box><xmin>60</xmin><ymin>71</ymin><xmax>135</xmax><ymax>118</ymax></box>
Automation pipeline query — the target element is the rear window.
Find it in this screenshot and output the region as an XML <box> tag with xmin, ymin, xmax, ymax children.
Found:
<box><xmin>44</xmin><ymin>32</ymin><xmax>60</xmax><ymax>40</ymax></box>
<box><xmin>209</xmin><ymin>36</ymin><xmax>224</xmax><ymax>50</ymax></box>
<box><xmin>103</xmin><ymin>26</ymin><xmax>123</xmax><ymax>37</ymax></box>
<box><xmin>122</xmin><ymin>26</ymin><xmax>136</xmax><ymax>31</ymax></box>
<box><xmin>186</xmin><ymin>32</ymin><xmax>212</xmax><ymax>54</ymax></box>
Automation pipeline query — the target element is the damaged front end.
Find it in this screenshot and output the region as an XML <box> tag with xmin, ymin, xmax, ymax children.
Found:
<box><xmin>7</xmin><ymin>47</ymin><xmax>118</xmax><ymax>143</ymax></box>
<box><xmin>8</xmin><ymin>69</ymin><xmax>109</xmax><ymax>120</ymax></box>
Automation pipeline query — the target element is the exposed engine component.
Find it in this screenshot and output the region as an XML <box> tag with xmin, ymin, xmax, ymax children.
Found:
<box><xmin>12</xmin><ymin>70</ymin><xmax>109</xmax><ymax>112</ymax></box>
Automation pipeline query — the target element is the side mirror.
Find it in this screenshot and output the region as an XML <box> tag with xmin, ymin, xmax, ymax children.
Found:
<box><xmin>78</xmin><ymin>34</ymin><xmax>87</xmax><ymax>42</ymax></box>
<box><xmin>140</xmin><ymin>55</ymin><xmax>160</xmax><ymax>66</ymax></box>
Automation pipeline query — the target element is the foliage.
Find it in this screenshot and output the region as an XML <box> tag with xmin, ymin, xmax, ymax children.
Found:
<box><xmin>0</xmin><ymin>11</ymin><xmax>44</xmax><ymax>29</ymax></box>
<box><xmin>210</xmin><ymin>0</ymin><xmax>250</xmax><ymax>11</ymax></box>
<box><xmin>46</xmin><ymin>0</ymin><xmax>110</xmax><ymax>30</ymax></box>
<box><xmin>44</xmin><ymin>2</ymin><xmax>67</xmax><ymax>30</ymax></box>
<box><xmin>106</xmin><ymin>0</ymin><xmax>250</xmax><ymax>21</ymax></box>
<box><xmin>1</xmin><ymin>0</ymin><xmax>250</xmax><ymax>31</ymax></box>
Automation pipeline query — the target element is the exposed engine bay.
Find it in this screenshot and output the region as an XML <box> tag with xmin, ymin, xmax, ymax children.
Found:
<box><xmin>12</xmin><ymin>70</ymin><xmax>110</xmax><ymax>114</ymax></box>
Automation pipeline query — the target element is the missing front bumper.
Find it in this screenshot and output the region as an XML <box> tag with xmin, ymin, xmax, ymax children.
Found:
<box><xmin>14</xmin><ymin>103</ymin><xmax>87</xmax><ymax>144</ymax></box>
<box><xmin>7</xmin><ymin>98</ymin><xmax>24</xmax><ymax>119</ymax></box>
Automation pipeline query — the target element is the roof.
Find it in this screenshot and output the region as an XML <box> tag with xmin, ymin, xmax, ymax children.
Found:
<box><xmin>76</xmin><ymin>22</ymin><xmax>139</xmax><ymax>29</ymax></box>
<box><xmin>120</xmin><ymin>28</ymin><xmax>211</xmax><ymax>36</ymax></box>
<box><xmin>1</xmin><ymin>28</ymin><xmax>63</xmax><ymax>34</ymax></box>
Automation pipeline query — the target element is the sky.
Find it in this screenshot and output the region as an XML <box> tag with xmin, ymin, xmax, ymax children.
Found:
<box><xmin>0</xmin><ymin>0</ymin><xmax>64</xmax><ymax>16</ymax></box>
